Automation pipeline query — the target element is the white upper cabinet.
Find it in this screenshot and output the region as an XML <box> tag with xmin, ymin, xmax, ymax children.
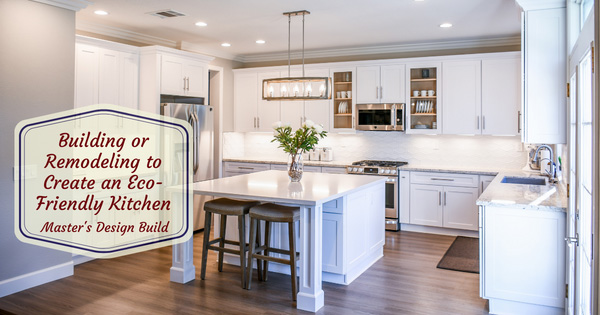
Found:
<box><xmin>139</xmin><ymin>46</ymin><xmax>213</xmax><ymax>114</ymax></box>
<box><xmin>442</xmin><ymin>60</ymin><xmax>482</xmax><ymax>134</ymax></box>
<box><xmin>75</xmin><ymin>37</ymin><xmax>140</xmax><ymax>110</ymax></box>
<box><xmin>356</xmin><ymin>65</ymin><xmax>405</xmax><ymax>104</ymax></box>
<box><xmin>442</xmin><ymin>54</ymin><xmax>521</xmax><ymax>136</ymax></box>
<box><xmin>233</xmin><ymin>72</ymin><xmax>258</xmax><ymax>132</ymax></box>
<box><xmin>519</xmin><ymin>3</ymin><xmax>567</xmax><ymax>144</ymax></box>
<box><xmin>256</xmin><ymin>71</ymin><xmax>281</xmax><ymax>132</ymax></box>
<box><xmin>160</xmin><ymin>55</ymin><xmax>207</xmax><ymax>98</ymax></box>
<box><xmin>481</xmin><ymin>57</ymin><xmax>521</xmax><ymax>135</ymax></box>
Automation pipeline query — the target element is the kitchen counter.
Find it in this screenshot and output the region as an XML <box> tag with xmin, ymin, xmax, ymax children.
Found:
<box><xmin>476</xmin><ymin>172</ymin><xmax>567</xmax><ymax>212</ymax></box>
<box><xmin>223</xmin><ymin>157</ymin><xmax>523</xmax><ymax>175</ymax></box>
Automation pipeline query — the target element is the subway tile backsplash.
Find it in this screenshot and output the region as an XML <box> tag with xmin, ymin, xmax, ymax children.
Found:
<box><xmin>223</xmin><ymin>132</ymin><xmax>528</xmax><ymax>170</ymax></box>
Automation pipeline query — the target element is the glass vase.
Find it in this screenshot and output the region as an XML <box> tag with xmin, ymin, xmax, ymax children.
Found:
<box><xmin>287</xmin><ymin>153</ymin><xmax>304</xmax><ymax>182</ymax></box>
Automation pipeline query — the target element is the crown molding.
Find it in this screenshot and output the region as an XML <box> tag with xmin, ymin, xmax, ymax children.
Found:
<box><xmin>179</xmin><ymin>42</ymin><xmax>244</xmax><ymax>62</ymax></box>
<box><xmin>515</xmin><ymin>0</ymin><xmax>566</xmax><ymax>10</ymax></box>
<box><xmin>238</xmin><ymin>36</ymin><xmax>521</xmax><ymax>63</ymax></box>
<box><xmin>31</xmin><ymin>0</ymin><xmax>91</xmax><ymax>11</ymax></box>
<box><xmin>76</xmin><ymin>21</ymin><xmax>177</xmax><ymax>48</ymax></box>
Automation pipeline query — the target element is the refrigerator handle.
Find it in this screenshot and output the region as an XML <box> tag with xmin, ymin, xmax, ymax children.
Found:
<box><xmin>192</xmin><ymin>111</ymin><xmax>200</xmax><ymax>175</ymax></box>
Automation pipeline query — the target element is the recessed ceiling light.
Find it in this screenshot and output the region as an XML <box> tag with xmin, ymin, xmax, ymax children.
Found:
<box><xmin>94</xmin><ymin>10</ymin><xmax>108</xmax><ymax>15</ymax></box>
<box><xmin>256</xmin><ymin>40</ymin><xmax>266</xmax><ymax>44</ymax></box>
<box><xmin>195</xmin><ymin>21</ymin><xmax>207</xmax><ymax>27</ymax></box>
<box><xmin>221</xmin><ymin>43</ymin><xmax>231</xmax><ymax>47</ymax></box>
<box><xmin>440</xmin><ymin>23</ymin><xmax>453</xmax><ymax>28</ymax></box>
<box><xmin>414</xmin><ymin>0</ymin><xmax>425</xmax><ymax>2</ymax></box>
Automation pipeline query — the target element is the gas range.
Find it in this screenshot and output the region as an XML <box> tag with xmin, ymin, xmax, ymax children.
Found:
<box><xmin>346</xmin><ymin>160</ymin><xmax>408</xmax><ymax>176</ymax></box>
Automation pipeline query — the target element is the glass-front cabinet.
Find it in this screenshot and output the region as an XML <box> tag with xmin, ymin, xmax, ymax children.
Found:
<box><xmin>330</xmin><ymin>68</ymin><xmax>356</xmax><ymax>131</ymax></box>
<box><xmin>406</xmin><ymin>62</ymin><xmax>441</xmax><ymax>134</ymax></box>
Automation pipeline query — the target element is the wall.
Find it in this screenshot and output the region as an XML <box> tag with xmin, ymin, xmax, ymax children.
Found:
<box><xmin>208</xmin><ymin>57</ymin><xmax>243</xmax><ymax>132</ymax></box>
<box><xmin>0</xmin><ymin>0</ymin><xmax>75</xmax><ymax>296</ymax></box>
<box><xmin>223</xmin><ymin>132</ymin><xmax>528</xmax><ymax>171</ymax></box>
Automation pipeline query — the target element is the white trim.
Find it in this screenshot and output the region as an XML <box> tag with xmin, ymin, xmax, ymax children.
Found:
<box><xmin>76</xmin><ymin>21</ymin><xmax>177</xmax><ymax>48</ymax></box>
<box><xmin>238</xmin><ymin>36</ymin><xmax>521</xmax><ymax>63</ymax></box>
<box><xmin>76</xmin><ymin>35</ymin><xmax>140</xmax><ymax>54</ymax></box>
<box><xmin>31</xmin><ymin>0</ymin><xmax>90</xmax><ymax>11</ymax></box>
<box><xmin>515</xmin><ymin>0</ymin><xmax>567</xmax><ymax>10</ymax></box>
<box><xmin>0</xmin><ymin>261</ymin><xmax>74</xmax><ymax>298</ymax></box>
<box><xmin>400</xmin><ymin>224</ymin><xmax>480</xmax><ymax>237</ymax></box>
<box><xmin>180</xmin><ymin>41</ymin><xmax>243</xmax><ymax>62</ymax></box>
<box><xmin>139</xmin><ymin>46</ymin><xmax>214</xmax><ymax>62</ymax></box>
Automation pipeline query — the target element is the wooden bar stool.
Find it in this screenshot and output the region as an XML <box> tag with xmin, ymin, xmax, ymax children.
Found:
<box><xmin>246</xmin><ymin>203</ymin><xmax>300</xmax><ymax>301</ymax></box>
<box><xmin>200</xmin><ymin>198</ymin><xmax>261</xmax><ymax>289</ymax></box>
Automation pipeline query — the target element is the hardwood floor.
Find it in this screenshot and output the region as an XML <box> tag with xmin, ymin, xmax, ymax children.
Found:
<box><xmin>0</xmin><ymin>231</ymin><xmax>488</xmax><ymax>314</ymax></box>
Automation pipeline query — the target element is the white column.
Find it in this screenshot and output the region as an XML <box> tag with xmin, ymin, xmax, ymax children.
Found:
<box><xmin>297</xmin><ymin>203</ymin><xmax>325</xmax><ymax>312</ymax></box>
<box><xmin>170</xmin><ymin>238</ymin><xmax>195</xmax><ymax>283</ymax></box>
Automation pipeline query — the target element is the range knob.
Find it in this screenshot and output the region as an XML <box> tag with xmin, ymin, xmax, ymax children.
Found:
<box><xmin>378</xmin><ymin>169</ymin><xmax>384</xmax><ymax>174</ymax></box>
<box><xmin>384</xmin><ymin>169</ymin><xmax>391</xmax><ymax>174</ymax></box>
<box><xmin>390</xmin><ymin>169</ymin><xmax>397</xmax><ymax>174</ymax></box>
<box><xmin>353</xmin><ymin>167</ymin><xmax>358</xmax><ymax>172</ymax></box>
<box><xmin>358</xmin><ymin>168</ymin><xmax>364</xmax><ymax>172</ymax></box>
<box><xmin>347</xmin><ymin>167</ymin><xmax>353</xmax><ymax>172</ymax></box>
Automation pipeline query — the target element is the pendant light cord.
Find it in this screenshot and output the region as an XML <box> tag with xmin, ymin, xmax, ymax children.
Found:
<box><xmin>302</xmin><ymin>12</ymin><xmax>305</xmax><ymax>77</ymax></box>
<box><xmin>287</xmin><ymin>14</ymin><xmax>291</xmax><ymax>78</ymax></box>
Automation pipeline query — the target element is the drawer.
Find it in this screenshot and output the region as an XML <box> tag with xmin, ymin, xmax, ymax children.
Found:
<box><xmin>270</xmin><ymin>164</ymin><xmax>321</xmax><ymax>173</ymax></box>
<box><xmin>270</xmin><ymin>163</ymin><xmax>287</xmax><ymax>171</ymax></box>
<box><xmin>323</xmin><ymin>197</ymin><xmax>343</xmax><ymax>214</ymax></box>
<box><xmin>223</xmin><ymin>162</ymin><xmax>270</xmax><ymax>173</ymax></box>
<box><xmin>410</xmin><ymin>171</ymin><xmax>479</xmax><ymax>188</ymax></box>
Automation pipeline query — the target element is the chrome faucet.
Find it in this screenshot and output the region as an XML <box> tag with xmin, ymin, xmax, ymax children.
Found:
<box><xmin>532</xmin><ymin>144</ymin><xmax>556</xmax><ymax>182</ymax></box>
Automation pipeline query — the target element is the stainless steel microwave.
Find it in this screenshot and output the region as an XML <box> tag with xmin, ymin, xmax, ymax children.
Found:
<box><xmin>356</xmin><ymin>103</ymin><xmax>404</xmax><ymax>131</ymax></box>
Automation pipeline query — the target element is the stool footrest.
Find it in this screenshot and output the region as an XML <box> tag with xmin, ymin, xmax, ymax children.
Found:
<box><xmin>253</xmin><ymin>254</ymin><xmax>293</xmax><ymax>265</ymax></box>
<box><xmin>208</xmin><ymin>245</ymin><xmax>244</xmax><ymax>255</ymax></box>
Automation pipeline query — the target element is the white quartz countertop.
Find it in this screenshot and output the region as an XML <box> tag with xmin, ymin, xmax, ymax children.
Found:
<box><xmin>223</xmin><ymin>157</ymin><xmax>522</xmax><ymax>175</ymax></box>
<box><xmin>476</xmin><ymin>172</ymin><xmax>567</xmax><ymax>212</ymax></box>
<box><xmin>193</xmin><ymin>170</ymin><xmax>385</xmax><ymax>206</ymax></box>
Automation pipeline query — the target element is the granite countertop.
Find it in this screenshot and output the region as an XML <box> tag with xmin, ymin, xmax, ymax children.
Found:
<box><xmin>476</xmin><ymin>171</ymin><xmax>568</xmax><ymax>212</ymax></box>
<box><xmin>223</xmin><ymin>157</ymin><xmax>523</xmax><ymax>175</ymax></box>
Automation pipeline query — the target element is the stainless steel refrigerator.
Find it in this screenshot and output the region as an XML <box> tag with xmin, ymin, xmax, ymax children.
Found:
<box><xmin>161</xmin><ymin>99</ymin><xmax>214</xmax><ymax>231</ymax></box>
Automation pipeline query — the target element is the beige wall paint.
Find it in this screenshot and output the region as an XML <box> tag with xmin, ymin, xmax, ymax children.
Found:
<box><xmin>0</xmin><ymin>0</ymin><xmax>75</xmax><ymax>288</ymax></box>
<box><xmin>207</xmin><ymin>57</ymin><xmax>243</xmax><ymax>132</ymax></box>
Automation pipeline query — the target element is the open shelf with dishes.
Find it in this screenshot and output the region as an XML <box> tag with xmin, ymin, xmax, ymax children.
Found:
<box><xmin>332</xmin><ymin>70</ymin><xmax>354</xmax><ymax>130</ymax></box>
<box><xmin>408</xmin><ymin>65</ymin><xmax>439</xmax><ymax>132</ymax></box>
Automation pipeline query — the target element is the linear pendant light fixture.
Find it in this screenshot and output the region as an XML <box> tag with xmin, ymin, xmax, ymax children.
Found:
<box><xmin>262</xmin><ymin>10</ymin><xmax>331</xmax><ymax>101</ymax></box>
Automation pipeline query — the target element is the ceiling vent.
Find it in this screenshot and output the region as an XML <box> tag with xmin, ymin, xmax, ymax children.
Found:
<box><xmin>147</xmin><ymin>9</ymin><xmax>186</xmax><ymax>18</ymax></box>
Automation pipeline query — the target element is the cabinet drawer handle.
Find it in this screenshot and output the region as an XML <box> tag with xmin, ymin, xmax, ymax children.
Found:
<box><xmin>183</xmin><ymin>77</ymin><xmax>186</xmax><ymax>91</ymax></box>
<box><xmin>238</xmin><ymin>167</ymin><xmax>254</xmax><ymax>170</ymax></box>
<box><xmin>438</xmin><ymin>191</ymin><xmax>441</xmax><ymax>206</ymax></box>
<box><xmin>483</xmin><ymin>116</ymin><xmax>486</xmax><ymax>130</ymax></box>
<box><xmin>431</xmin><ymin>178</ymin><xmax>454</xmax><ymax>181</ymax></box>
<box><xmin>444</xmin><ymin>192</ymin><xmax>447</xmax><ymax>206</ymax></box>
<box><xmin>477</xmin><ymin>116</ymin><xmax>480</xmax><ymax>130</ymax></box>
<box><xmin>518</xmin><ymin>110</ymin><xmax>521</xmax><ymax>133</ymax></box>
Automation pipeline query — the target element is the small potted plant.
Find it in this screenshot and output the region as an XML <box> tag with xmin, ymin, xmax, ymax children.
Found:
<box><xmin>272</xmin><ymin>120</ymin><xmax>327</xmax><ymax>182</ymax></box>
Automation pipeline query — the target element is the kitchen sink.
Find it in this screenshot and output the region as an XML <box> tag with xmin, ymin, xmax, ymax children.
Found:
<box><xmin>501</xmin><ymin>176</ymin><xmax>547</xmax><ymax>186</ymax></box>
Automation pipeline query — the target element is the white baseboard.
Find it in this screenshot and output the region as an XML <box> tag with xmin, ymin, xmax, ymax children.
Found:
<box><xmin>72</xmin><ymin>254</ymin><xmax>95</xmax><ymax>265</ymax></box>
<box><xmin>0</xmin><ymin>261</ymin><xmax>74</xmax><ymax>298</ymax></box>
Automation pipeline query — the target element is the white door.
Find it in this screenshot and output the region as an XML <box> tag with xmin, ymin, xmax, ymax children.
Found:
<box><xmin>442</xmin><ymin>60</ymin><xmax>481</xmax><ymax>134</ymax></box>
<box><xmin>409</xmin><ymin>184</ymin><xmax>443</xmax><ymax>227</ymax></box>
<box><xmin>256</xmin><ymin>71</ymin><xmax>281</xmax><ymax>131</ymax></box>
<box><xmin>233</xmin><ymin>72</ymin><xmax>258</xmax><ymax>132</ymax></box>
<box><xmin>98</xmin><ymin>49</ymin><xmax>119</xmax><ymax>105</ymax></box>
<box><xmin>356</xmin><ymin>66</ymin><xmax>380</xmax><ymax>103</ymax></box>
<box><xmin>185</xmin><ymin>59</ymin><xmax>207</xmax><ymax>98</ymax></box>
<box><xmin>380</xmin><ymin>65</ymin><xmax>405</xmax><ymax>103</ymax></box>
<box><xmin>566</xmin><ymin>18</ymin><xmax>595</xmax><ymax>312</ymax></box>
<box><xmin>119</xmin><ymin>52</ymin><xmax>139</xmax><ymax>110</ymax></box>
<box><xmin>160</xmin><ymin>55</ymin><xmax>185</xmax><ymax>95</ymax></box>
<box><xmin>575</xmin><ymin>47</ymin><xmax>594</xmax><ymax>315</ymax></box>
<box><xmin>74</xmin><ymin>43</ymin><xmax>98</xmax><ymax>108</ymax></box>
<box><xmin>481</xmin><ymin>57</ymin><xmax>521</xmax><ymax>135</ymax></box>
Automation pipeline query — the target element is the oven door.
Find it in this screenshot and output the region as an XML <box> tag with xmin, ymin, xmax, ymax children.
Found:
<box><xmin>356</xmin><ymin>104</ymin><xmax>394</xmax><ymax>130</ymax></box>
<box><xmin>385</xmin><ymin>176</ymin><xmax>399</xmax><ymax>231</ymax></box>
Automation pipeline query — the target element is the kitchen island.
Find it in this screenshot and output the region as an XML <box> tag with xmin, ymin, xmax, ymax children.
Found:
<box><xmin>170</xmin><ymin>170</ymin><xmax>386</xmax><ymax>312</ymax></box>
<box><xmin>477</xmin><ymin>172</ymin><xmax>567</xmax><ymax>315</ymax></box>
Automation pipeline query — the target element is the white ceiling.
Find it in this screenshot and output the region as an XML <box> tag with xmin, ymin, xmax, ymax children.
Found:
<box><xmin>76</xmin><ymin>0</ymin><xmax>523</xmax><ymax>62</ymax></box>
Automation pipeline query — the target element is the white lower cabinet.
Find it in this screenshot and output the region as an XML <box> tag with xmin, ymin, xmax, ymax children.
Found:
<box><xmin>222</xmin><ymin>162</ymin><xmax>270</xmax><ymax>177</ymax></box>
<box><xmin>479</xmin><ymin>175</ymin><xmax>496</xmax><ymax>195</ymax></box>
<box><xmin>480</xmin><ymin>205</ymin><xmax>566</xmax><ymax>314</ymax></box>
<box><xmin>409</xmin><ymin>172</ymin><xmax>479</xmax><ymax>231</ymax></box>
